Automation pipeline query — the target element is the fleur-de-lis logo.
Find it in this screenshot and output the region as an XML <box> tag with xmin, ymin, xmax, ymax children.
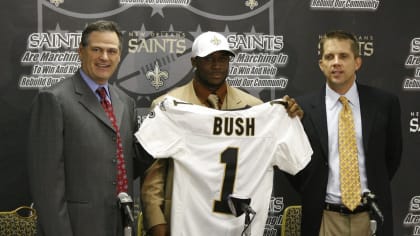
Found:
<box><xmin>245</xmin><ymin>0</ymin><xmax>258</xmax><ymax>10</ymax></box>
<box><xmin>146</xmin><ymin>62</ymin><xmax>169</xmax><ymax>90</ymax></box>
<box><xmin>50</xmin><ymin>0</ymin><xmax>64</xmax><ymax>7</ymax></box>
<box><xmin>210</xmin><ymin>36</ymin><xmax>221</xmax><ymax>46</ymax></box>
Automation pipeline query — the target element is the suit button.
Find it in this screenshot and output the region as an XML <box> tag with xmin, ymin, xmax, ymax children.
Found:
<box><xmin>112</xmin><ymin>159</ymin><xmax>117</xmax><ymax>163</ymax></box>
<box><xmin>112</xmin><ymin>181</ymin><xmax>117</xmax><ymax>185</ymax></box>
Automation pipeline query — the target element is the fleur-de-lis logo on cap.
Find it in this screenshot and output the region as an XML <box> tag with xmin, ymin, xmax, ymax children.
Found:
<box><xmin>210</xmin><ymin>36</ymin><xmax>221</xmax><ymax>46</ymax></box>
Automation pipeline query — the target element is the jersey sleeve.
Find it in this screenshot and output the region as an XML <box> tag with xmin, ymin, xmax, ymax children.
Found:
<box><xmin>274</xmin><ymin>115</ymin><xmax>313</xmax><ymax>175</ymax></box>
<box><xmin>134</xmin><ymin>99</ymin><xmax>182</xmax><ymax>158</ymax></box>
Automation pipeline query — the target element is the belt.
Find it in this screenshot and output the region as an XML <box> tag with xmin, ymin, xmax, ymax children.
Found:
<box><xmin>324</xmin><ymin>203</ymin><xmax>369</xmax><ymax>214</ymax></box>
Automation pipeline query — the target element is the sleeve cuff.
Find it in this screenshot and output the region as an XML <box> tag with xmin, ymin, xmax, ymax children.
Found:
<box><xmin>143</xmin><ymin>204</ymin><xmax>167</xmax><ymax>230</ymax></box>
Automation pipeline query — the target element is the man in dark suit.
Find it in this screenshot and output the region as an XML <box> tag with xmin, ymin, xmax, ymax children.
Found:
<box><xmin>293</xmin><ymin>30</ymin><xmax>402</xmax><ymax>235</ymax></box>
<box><xmin>27</xmin><ymin>20</ymin><xmax>142</xmax><ymax>236</ymax></box>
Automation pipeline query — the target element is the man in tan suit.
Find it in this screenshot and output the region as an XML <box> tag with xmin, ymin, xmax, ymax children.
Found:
<box><xmin>141</xmin><ymin>31</ymin><xmax>302</xmax><ymax>236</ymax></box>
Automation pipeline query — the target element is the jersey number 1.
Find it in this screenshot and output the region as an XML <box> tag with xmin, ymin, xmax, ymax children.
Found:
<box><xmin>213</xmin><ymin>147</ymin><xmax>238</xmax><ymax>214</ymax></box>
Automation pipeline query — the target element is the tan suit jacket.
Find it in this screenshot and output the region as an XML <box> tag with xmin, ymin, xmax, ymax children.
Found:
<box><xmin>140</xmin><ymin>80</ymin><xmax>262</xmax><ymax>230</ymax></box>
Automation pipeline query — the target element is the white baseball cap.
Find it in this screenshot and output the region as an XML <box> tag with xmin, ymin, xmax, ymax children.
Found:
<box><xmin>191</xmin><ymin>31</ymin><xmax>235</xmax><ymax>58</ymax></box>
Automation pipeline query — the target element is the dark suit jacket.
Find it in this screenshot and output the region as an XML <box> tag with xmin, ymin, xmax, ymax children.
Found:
<box><xmin>293</xmin><ymin>83</ymin><xmax>402</xmax><ymax>236</ymax></box>
<box><xmin>28</xmin><ymin>71</ymin><xmax>139</xmax><ymax>236</ymax></box>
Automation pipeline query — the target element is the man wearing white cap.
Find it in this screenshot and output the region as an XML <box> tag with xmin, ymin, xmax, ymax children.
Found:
<box><xmin>140</xmin><ymin>31</ymin><xmax>303</xmax><ymax>236</ymax></box>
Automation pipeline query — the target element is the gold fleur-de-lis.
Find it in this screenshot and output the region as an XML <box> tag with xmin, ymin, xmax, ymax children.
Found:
<box><xmin>50</xmin><ymin>0</ymin><xmax>64</xmax><ymax>7</ymax></box>
<box><xmin>245</xmin><ymin>0</ymin><xmax>259</xmax><ymax>10</ymax></box>
<box><xmin>146</xmin><ymin>62</ymin><xmax>169</xmax><ymax>90</ymax></box>
<box><xmin>210</xmin><ymin>36</ymin><xmax>221</xmax><ymax>46</ymax></box>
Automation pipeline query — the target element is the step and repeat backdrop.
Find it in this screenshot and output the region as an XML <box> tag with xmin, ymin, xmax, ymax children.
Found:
<box><xmin>1</xmin><ymin>0</ymin><xmax>419</xmax><ymax>235</ymax></box>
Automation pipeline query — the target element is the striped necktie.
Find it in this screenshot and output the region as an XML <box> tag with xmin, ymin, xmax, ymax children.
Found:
<box><xmin>207</xmin><ymin>94</ymin><xmax>220</xmax><ymax>110</ymax></box>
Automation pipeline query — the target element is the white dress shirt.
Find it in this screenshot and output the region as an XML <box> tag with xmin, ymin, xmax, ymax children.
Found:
<box><xmin>324</xmin><ymin>82</ymin><xmax>369</xmax><ymax>205</ymax></box>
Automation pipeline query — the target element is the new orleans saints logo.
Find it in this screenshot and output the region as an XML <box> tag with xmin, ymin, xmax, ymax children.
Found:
<box><xmin>146</xmin><ymin>62</ymin><xmax>169</xmax><ymax>90</ymax></box>
<box><xmin>50</xmin><ymin>0</ymin><xmax>64</xmax><ymax>7</ymax></box>
<box><xmin>245</xmin><ymin>0</ymin><xmax>258</xmax><ymax>10</ymax></box>
<box><xmin>210</xmin><ymin>36</ymin><xmax>221</xmax><ymax>46</ymax></box>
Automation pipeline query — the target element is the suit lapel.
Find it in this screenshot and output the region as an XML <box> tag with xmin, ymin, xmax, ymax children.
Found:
<box><xmin>73</xmin><ymin>73</ymin><xmax>115</xmax><ymax>131</ymax></box>
<box><xmin>185</xmin><ymin>80</ymin><xmax>203</xmax><ymax>105</ymax></box>
<box><xmin>357</xmin><ymin>84</ymin><xmax>375</xmax><ymax>153</ymax></box>
<box><xmin>109</xmin><ymin>85</ymin><xmax>124</xmax><ymax>129</ymax></box>
<box><xmin>309</xmin><ymin>89</ymin><xmax>329</xmax><ymax>159</ymax></box>
<box><xmin>225</xmin><ymin>86</ymin><xmax>245</xmax><ymax>109</ymax></box>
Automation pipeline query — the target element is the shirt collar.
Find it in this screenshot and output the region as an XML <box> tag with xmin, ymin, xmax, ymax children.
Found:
<box><xmin>79</xmin><ymin>69</ymin><xmax>110</xmax><ymax>100</ymax></box>
<box><xmin>325</xmin><ymin>81</ymin><xmax>359</xmax><ymax>110</ymax></box>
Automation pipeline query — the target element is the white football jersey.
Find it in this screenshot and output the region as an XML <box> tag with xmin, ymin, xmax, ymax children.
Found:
<box><xmin>135</xmin><ymin>96</ymin><xmax>312</xmax><ymax>236</ymax></box>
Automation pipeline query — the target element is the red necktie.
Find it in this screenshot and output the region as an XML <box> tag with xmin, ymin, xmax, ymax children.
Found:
<box><xmin>97</xmin><ymin>87</ymin><xmax>128</xmax><ymax>195</ymax></box>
